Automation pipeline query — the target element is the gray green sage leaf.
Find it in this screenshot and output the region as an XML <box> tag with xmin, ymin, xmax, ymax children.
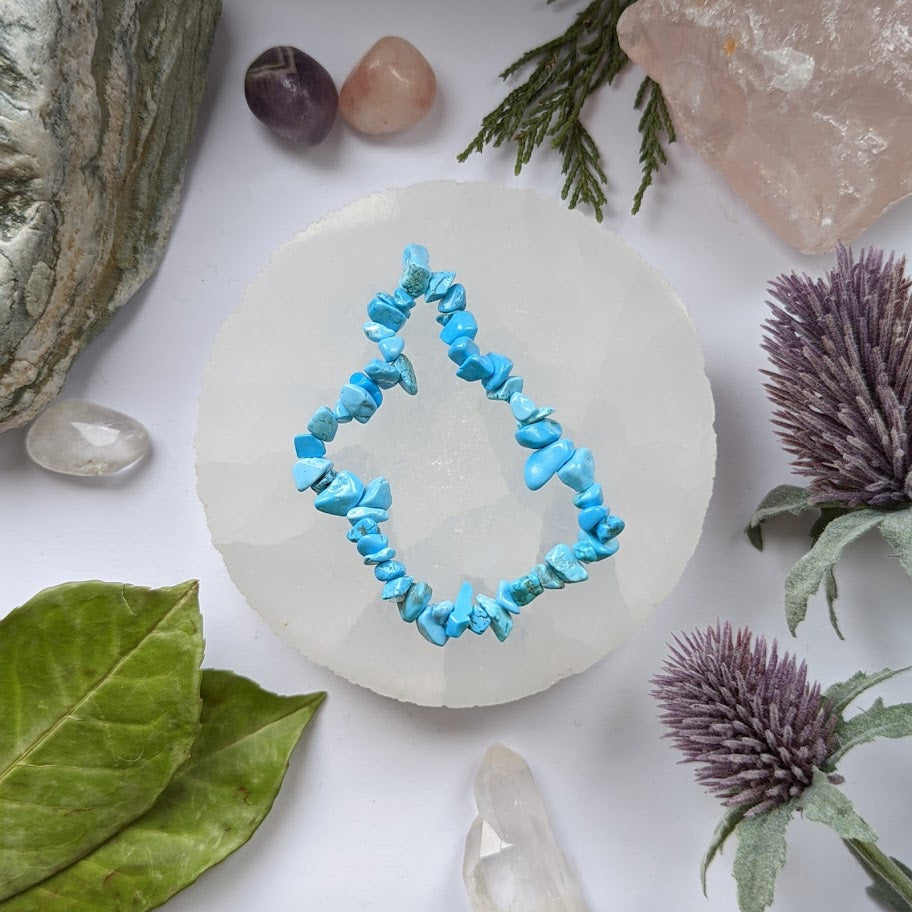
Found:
<box><xmin>824</xmin><ymin>667</ymin><xmax>911</xmax><ymax>717</ymax></box>
<box><xmin>0</xmin><ymin>670</ymin><xmax>325</xmax><ymax>912</ymax></box>
<box><xmin>829</xmin><ymin>698</ymin><xmax>912</xmax><ymax>766</ymax></box>
<box><xmin>798</xmin><ymin>770</ymin><xmax>877</xmax><ymax>841</ymax></box>
<box><xmin>745</xmin><ymin>484</ymin><xmax>813</xmax><ymax>551</ymax></box>
<box><xmin>0</xmin><ymin>581</ymin><xmax>203</xmax><ymax>900</ymax></box>
<box><xmin>879</xmin><ymin>508</ymin><xmax>912</xmax><ymax>579</ymax></box>
<box><xmin>701</xmin><ymin>805</ymin><xmax>748</xmax><ymax>895</ymax></box>
<box><xmin>731</xmin><ymin>803</ymin><xmax>793</xmax><ymax>912</ymax></box>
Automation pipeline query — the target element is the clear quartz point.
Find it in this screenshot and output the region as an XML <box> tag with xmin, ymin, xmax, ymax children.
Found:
<box><xmin>463</xmin><ymin>744</ymin><xmax>588</xmax><ymax>912</ymax></box>
<box><xmin>26</xmin><ymin>399</ymin><xmax>150</xmax><ymax>476</ymax></box>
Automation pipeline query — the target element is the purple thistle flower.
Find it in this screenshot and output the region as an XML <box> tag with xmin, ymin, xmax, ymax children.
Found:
<box><xmin>652</xmin><ymin>622</ymin><xmax>837</xmax><ymax>815</ymax></box>
<box><xmin>762</xmin><ymin>245</ymin><xmax>912</xmax><ymax>507</ymax></box>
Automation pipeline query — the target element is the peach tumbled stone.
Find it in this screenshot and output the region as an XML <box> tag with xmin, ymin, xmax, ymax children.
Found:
<box><xmin>339</xmin><ymin>37</ymin><xmax>436</xmax><ymax>135</ymax></box>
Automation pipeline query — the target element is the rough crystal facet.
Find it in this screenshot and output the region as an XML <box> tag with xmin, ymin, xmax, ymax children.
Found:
<box><xmin>617</xmin><ymin>0</ymin><xmax>912</xmax><ymax>254</ymax></box>
<box><xmin>463</xmin><ymin>744</ymin><xmax>588</xmax><ymax>912</ymax></box>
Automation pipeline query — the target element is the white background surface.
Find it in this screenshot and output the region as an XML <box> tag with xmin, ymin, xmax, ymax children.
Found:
<box><xmin>2</xmin><ymin>1</ymin><xmax>911</xmax><ymax>910</ymax></box>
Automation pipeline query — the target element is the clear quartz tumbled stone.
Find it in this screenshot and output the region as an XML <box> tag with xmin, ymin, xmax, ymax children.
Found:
<box><xmin>26</xmin><ymin>399</ymin><xmax>150</xmax><ymax>476</ymax></box>
<box><xmin>463</xmin><ymin>744</ymin><xmax>588</xmax><ymax>912</ymax></box>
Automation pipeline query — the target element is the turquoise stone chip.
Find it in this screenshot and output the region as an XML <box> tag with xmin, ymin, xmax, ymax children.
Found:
<box><xmin>509</xmin><ymin>393</ymin><xmax>537</xmax><ymax>421</ymax></box>
<box><xmin>378</xmin><ymin>337</ymin><xmax>404</xmax><ymax>362</ymax></box>
<box><xmin>477</xmin><ymin>594</ymin><xmax>513</xmax><ymax>641</ymax></box>
<box><xmin>444</xmin><ymin>582</ymin><xmax>473</xmax><ymax>637</ymax></box>
<box><xmin>482</xmin><ymin>353</ymin><xmax>514</xmax><ymax>392</ymax></box>
<box><xmin>339</xmin><ymin>383</ymin><xmax>377</xmax><ymax>422</ymax></box>
<box><xmin>578</xmin><ymin>505</ymin><xmax>609</xmax><ymax>532</ymax></box>
<box><xmin>595</xmin><ymin>515</ymin><xmax>625</xmax><ymax>543</ymax></box>
<box><xmin>573</xmin><ymin>483</ymin><xmax>604</xmax><ymax>509</ymax></box>
<box><xmin>468</xmin><ymin>605</ymin><xmax>492</xmax><ymax>635</ymax></box>
<box><xmin>524</xmin><ymin>438</ymin><xmax>575</xmax><ymax>491</ymax></box>
<box><xmin>292</xmin><ymin>457</ymin><xmax>332</xmax><ymax>492</ymax></box>
<box><xmin>332</xmin><ymin>400</ymin><xmax>353</xmax><ymax>423</ymax></box>
<box><xmin>416</xmin><ymin>603</ymin><xmax>448</xmax><ymax>646</ymax></box>
<box><xmin>400</xmin><ymin>581</ymin><xmax>432</xmax><ymax>622</ymax></box>
<box><xmin>359</xmin><ymin>476</ymin><xmax>392</xmax><ymax>510</ymax></box>
<box><xmin>436</xmin><ymin>312</ymin><xmax>454</xmax><ymax>326</ymax></box>
<box><xmin>573</xmin><ymin>539</ymin><xmax>601</xmax><ymax>563</ymax></box>
<box><xmin>363</xmin><ymin>547</ymin><xmax>396</xmax><ymax>564</ymax></box>
<box><xmin>363</xmin><ymin>321</ymin><xmax>396</xmax><ymax>342</ymax></box>
<box><xmin>447</xmin><ymin>337</ymin><xmax>480</xmax><ymax>365</ymax></box>
<box><xmin>545</xmin><ymin>543</ymin><xmax>589</xmax><ymax>583</ymax></box>
<box><xmin>455</xmin><ymin>353</ymin><xmax>494</xmax><ymax>381</ymax></box>
<box><xmin>426</xmin><ymin>271</ymin><xmax>456</xmax><ymax>302</ymax></box>
<box><xmin>315</xmin><ymin>470</ymin><xmax>364</xmax><ymax>515</ymax></box>
<box><xmin>394</xmin><ymin>288</ymin><xmax>415</xmax><ymax>311</ymax></box>
<box><xmin>346</xmin><ymin>518</ymin><xmax>379</xmax><ymax>541</ymax></box>
<box><xmin>294</xmin><ymin>434</ymin><xmax>326</xmax><ymax>458</ymax></box>
<box><xmin>382</xmin><ymin>576</ymin><xmax>413</xmax><ymax>601</ymax></box>
<box><xmin>367</xmin><ymin>296</ymin><xmax>407</xmax><ymax>330</ymax></box>
<box><xmin>518</xmin><ymin>406</ymin><xmax>555</xmax><ymax>425</ymax></box>
<box><xmin>533</xmin><ymin>562</ymin><xmax>565</xmax><ymax>590</ymax></box>
<box><xmin>496</xmin><ymin>579</ymin><xmax>520</xmax><ymax>615</ymax></box>
<box><xmin>508</xmin><ymin>573</ymin><xmax>543</xmax><ymax>607</ymax></box>
<box><xmin>346</xmin><ymin>506</ymin><xmax>390</xmax><ymax>524</ymax></box>
<box><xmin>364</xmin><ymin>359</ymin><xmax>401</xmax><ymax>389</ymax></box>
<box><xmin>557</xmin><ymin>447</ymin><xmax>595</xmax><ymax>491</ymax></box>
<box><xmin>438</xmin><ymin>283</ymin><xmax>466</xmax><ymax>313</ymax></box>
<box><xmin>393</xmin><ymin>354</ymin><xmax>418</xmax><ymax>395</ymax></box>
<box><xmin>307</xmin><ymin>406</ymin><xmax>338</xmax><ymax>442</ymax></box>
<box><xmin>356</xmin><ymin>533</ymin><xmax>388</xmax><ymax>556</ymax></box>
<box><xmin>350</xmin><ymin>372</ymin><xmax>383</xmax><ymax>406</ymax></box>
<box><xmin>371</xmin><ymin>291</ymin><xmax>410</xmax><ymax>316</ymax></box>
<box><xmin>439</xmin><ymin>311</ymin><xmax>478</xmax><ymax>345</ymax></box>
<box><xmin>514</xmin><ymin>418</ymin><xmax>562</xmax><ymax>449</ymax></box>
<box><xmin>486</xmin><ymin>375</ymin><xmax>524</xmax><ymax>401</ymax></box>
<box><xmin>400</xmin><ymin>244</ymin><xmax>431</xmax><ymax>296</ymax></box>
<box><xmin>311</xmin><ymin>469</ymin><xmax>336</xmax><ymax>494</ymax></box>
<box><xmin>578</xmin><ymin>530</ymin><xmax>619</xmax><ymax>560</ymax></box>
<box><xmin>374</xmin><ymin>560</ymin><xmax>406</xmax><ymax>581</ymax></box>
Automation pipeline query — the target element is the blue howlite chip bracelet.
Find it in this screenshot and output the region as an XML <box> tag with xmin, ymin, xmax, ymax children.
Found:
<box><xmin>292</xmin><ymin>245</ymin><xmax>624</xmax><ymax>646</ymax></box>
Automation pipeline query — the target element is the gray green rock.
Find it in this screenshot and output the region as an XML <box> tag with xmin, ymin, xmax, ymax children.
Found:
<box><xmin>0</xmin><ymin>0</ymin><xmax>221</xmax><ymax>431</ymax></box>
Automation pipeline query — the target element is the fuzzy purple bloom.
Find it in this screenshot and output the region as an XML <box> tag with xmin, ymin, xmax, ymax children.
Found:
<box><xmin>652</xmin><ymin>622</ymin><xmax>837</xmax><ymax>815</ymax></box>
<box><xmin>762</xmin><ymin>245</ymin><xmax>912</xmax><ymax>507</ymax></box>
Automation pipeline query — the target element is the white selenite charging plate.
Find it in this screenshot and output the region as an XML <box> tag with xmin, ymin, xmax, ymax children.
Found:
<box><xmin>196</xmin><ymin>181</ymin><xmax>716</xmax><ymax>707</ymax></box>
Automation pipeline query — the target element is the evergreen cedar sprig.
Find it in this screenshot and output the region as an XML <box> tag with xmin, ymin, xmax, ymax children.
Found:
<box><xmin>457</xmin><ymin>0</ymin><xmax>675</xmax><ymax>220</ymax></box>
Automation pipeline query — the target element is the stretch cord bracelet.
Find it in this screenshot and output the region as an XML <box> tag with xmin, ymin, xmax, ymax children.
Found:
<box><xmin>291</xmin><ymin>245</ymin><xmax>625</xmax><ymax>646</ymax></box>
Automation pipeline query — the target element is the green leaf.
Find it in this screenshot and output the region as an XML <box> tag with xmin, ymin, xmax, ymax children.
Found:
<box><xmin>845</xmin><ymin>841</ymin><xmax>912</xmax><ymax>912</ymax></box>
<box><xmin>732</xmin><ymin>803</ymin><xmax>794</xmax><ymax>912</ymax></box>
<box><xmin>745</xmin><ymin>485</ymin><xmax>813</xmax><ymax>551</ymax></box>
<box><xmin>0</xmin><ymin>670</ymin><xmax>325</xmax><ymax>912</ymax></box>
<box><xmin>799</xmin><ymin>770</ymin><xmax>877</xmax><ymax>841</ymax></box>
<box><xmin>701</xmin><ymin>805</ymin><xmax>748</xmax><ymax>895</ymax></box>
<box><xmin>783</xmin><ymin>509</ymin><xmax>884</xmax><ymax>634</ymax></box>
<box><xmin>824</xmin><ymin>667</ymin><xmax>911</xmax><ymax>716</ymax></box>
<box><xmin>879</xmin><ymin>508</ymin><xmax>912</xmax><ymax>579</ymax></box>
<box><xmin>0</xmin><ymin>581</ymin><xmax>203</xmax><ymax>901</ymax></box>
<box><xmin>829</xmin><ymin>698</ymin><xmax>912</xmax><ymax>765</ymax></box>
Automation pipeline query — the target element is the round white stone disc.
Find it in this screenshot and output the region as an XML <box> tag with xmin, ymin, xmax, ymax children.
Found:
<box><xmin>196</xmin><ymin>181</ymin><xmax>715</xmax><ymax>707</ymax></box>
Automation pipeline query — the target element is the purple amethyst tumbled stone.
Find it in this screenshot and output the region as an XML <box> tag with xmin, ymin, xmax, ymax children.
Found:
<box><xmin>244</xmin><ymin>46</ymin><xmax>338</xmax><ymax>145</ymax></box>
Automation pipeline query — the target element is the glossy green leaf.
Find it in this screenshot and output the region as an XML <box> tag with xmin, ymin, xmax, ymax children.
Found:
<box><xmin>0</xmin><ymin>581</ymin><xmax>203</xmax><ymax>900</ymax></box>
<box><xmin>799</xmin><ymin>770</ymin><xmax>876</xmax><ymax>841</ymax></box>
<box><xmin>1</xmin><ymin>670</ymin><xmax>325</xmax><ymax>912</ymax></box>
<box><xmin>745</xmin><ymin>485</ymin><xmax>813</xmax><ymax>551</ymax></box>
<box><xmin>732</xmin><ymin>803</ymin><xmax>793</xmax><ymax>912</ymax></box>
<box><xmin>701</xmin><ymin>805</ymin><xmax>748</xmax><ymax>895</ymax></box>
<box><xmin>824</xmin><ymin>667</ymin><xmax>911</xmax><ymax>716</ymax></box>
<box><xmin>829</xmin><ymin>698</ymin><xmax>912</xmax><ymax>766</ymax></box>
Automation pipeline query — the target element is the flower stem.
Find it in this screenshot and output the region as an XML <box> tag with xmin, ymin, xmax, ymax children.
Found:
<box><xmin>844</xmin><ymin>839</ymin><xmax>912</xmax><ymax>911</ymax></box>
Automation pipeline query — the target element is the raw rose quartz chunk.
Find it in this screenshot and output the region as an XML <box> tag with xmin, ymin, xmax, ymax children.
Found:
<box><xmin>617</xmin><ymin>0</ymin><xmax>912</xmax><ymax>254</ymax></box>
<box><xmin>339</xmin><ymin>36</ymin><xmax>436</xmax><ymax>135</ymax></box>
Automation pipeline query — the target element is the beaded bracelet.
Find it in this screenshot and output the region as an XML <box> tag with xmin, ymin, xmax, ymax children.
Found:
<box><xmin>292</xmin><ymin>245</ymin><xmax>624</xmax><ymax>646</ymax></box>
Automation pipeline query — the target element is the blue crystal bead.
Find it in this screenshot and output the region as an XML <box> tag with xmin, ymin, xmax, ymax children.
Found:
<box><xmin>363</xmin><ymin>547</ymin><xmax>396</xmax><ymax>564</ymax></box>
<box><xmin>400</xmin><ymin>244</ymin><xmax>431</xmax><ymax>296</ymax></box>
<box><xmin>315</xmin><ymin>470</ymin><xmax>364</xmax><ymax>515</ymax></box>
<box><xmin>533</xmin><ymin>562</ymin><xmax>565</xmax><ymax>590</ymax></box>
<box><xmin>339</xmin><ymin>383</ymin><xmax>377</xmax><ymax>422</ymax></box>
<box><xmin>509</xmin><ymin>393</ymin><xmax>537</xmax><ymax>421</ymax></box>
<box><xmin>393</xmin><ymin>354</ymin><xmax>418</xmax><ymax>395</ymax></box>
<box><xmin>363</xmin><ymin>359</ymin><xmax>401</xmax><ymax>389</ymax></box>
<box><xmin>333</xmin><ymin>400</ymin><xmax>353</xmax><ymax>423</ymax></box>
<box><xmin>359</xmin><ymin>477</ymin><xmax>392</xmax><ymax>511</ymax></box>
<box><xmin>508</xmin><ymin>573</ymin><xmax>543</xmax><ymax>607</ymax></box>
<box><xmin>374</xmin><ymin>560</ymin><xmax>406</xmax><ymax>581</ymax></box>
<box><xmin>468</xmin><ymin>605</ymin><xmax>492</xmax><ymax>635</ymax></box>
<box><xmin>307</xmin><ymin>407</ymin><xmax>338</xmax><ymax>442</ymax></box>
<box><xmin>382</xmin><ymin>576</ymin><xmax>413</xmax><ymax>601</ymax></box>
<box><xmin>573</xmin><ymin>539</ymin><xmax>601</xmax><ymax>563</ymax></box>
<box><xmin>447</xmin><ymin>337</ymin><xmax>480</xmax><ymax>365</ymax></box>
<box><xmin>573</xmin><ymin>483</ymin><xmax>603</xmax><ymax>509</ymax></box>
<box><xmin>356</xmin><ymin>533</ymin><xmax>388</xmax><ymax>556</ymax></box>
<box><xmin>545</xmin><ymin>543</ymin><xmax>589</xmax><ymax>583</ymax></box>
<box><xmin>416</xmin><ymin>603</ymin><xmax>448</xmax><ymax>646</ymax></box>
<box><xmin>350</xmin><ymin>372</ymin><xmax>382</xmax><ymax>407</ymax></box>
<box><xmin>426</xmin><ymin>271</ymin><xmax>456</xmax><ymax>302</ymax></box>
<box><xmin>477</xmin><ymin>594</ymin><xmax>513</xmax><ymax>641</ymax></box>
<box><xmin>439</xmin><ymin>311</ymin><xmax>478</xmax><ymax>345</ymax></box>
<box><xmin>557</xmin><ymin>447</ymin><xmax>595</xmax><ymax>491</ymax></box>
<box><xmin>514</xmin><ymin>418</ymin><xmax>562</xmax><ymax>449</ymax></box>
<box><xmin>524</xmin><ymin>438</ymin><xmax>575</xmax><ymax>491</ymax></box>
<box><xmin>292</xmin><ymin>457</ymin><xmax>332</xmax><ymax>492</ymax></box>
<box><xmin>400</xmin><ymin>580</ymin><xmax>432</xmax><ymax>622</ymax></box>
<box><xmin>455</xmin><ymin>353</ymin><xmax>494</xmax><ymax>381</ymax></box>
<box><xmin>367</xmin><ymin>296</ymin><xmax>407</xmax><ymax>331</ymax></box>
<box><xmin>312</xmin><ymin>469</ymin><xmax>336</xmax><ymax>494</ymax></box>
<box><xmin>346</xmin><ymin>518</ymin><xmax>379</xmax><ymax>541</ymax></box>
<box><xmin>595</xmin><ymin>515</ymin><xmax>625</xmax><ymax>543</ymax></box>
<box><xmin>482</xmin><ymin>353</ymin><xmax>513</xmax><ymax>392</ymax></box>
<box><xmin>394</xmin><ymin>288</ymin><xmax>415</xmax><ymax>311</ymax></box>
<box><xmin>496</xmin><ymin>579</ymin><xmax>520</xmax><ymax>615</ymax></box>
<box><xmin>438</xmin><ymin>283</ymin><xmax>466</xmax><ymax>313</ymax></box>
<box><xmin>578</xmin><ymin>505</ymin><xmax>609</xmax><ymax>532</ymax></box>
<box><xmin>346</xmin><ymin>506</ymin><xmax>390</xmax><ymax>524</ymax></box>
<box><xmin>444</xmin><ymin>581</ymin><xmax>473</xmax><ymax>637</ymax></box>
<box><xmin>486</xmin><ymin>375</ymin><xmax>524</xmax><ymax>401</ymax></box>
<box><xmin>363</xmin><ymin>321</ymin><xmax>396</xmax><ymax>342</ymax></box>
<box><xmin>378</xmin><ymin>337</ymin><xmax>405</xmax><ymax>362</ymax></box>
<box><xmin>294</xmin><ymin>434</ymin><xmax>326</xmax><ymax>458</ymax></box>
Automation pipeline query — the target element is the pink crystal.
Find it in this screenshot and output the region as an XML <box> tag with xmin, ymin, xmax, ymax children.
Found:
<box><xmin>618</xmin><ymin>0</ymin><xmax>912</xmax><ymax>254</ymax></box>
